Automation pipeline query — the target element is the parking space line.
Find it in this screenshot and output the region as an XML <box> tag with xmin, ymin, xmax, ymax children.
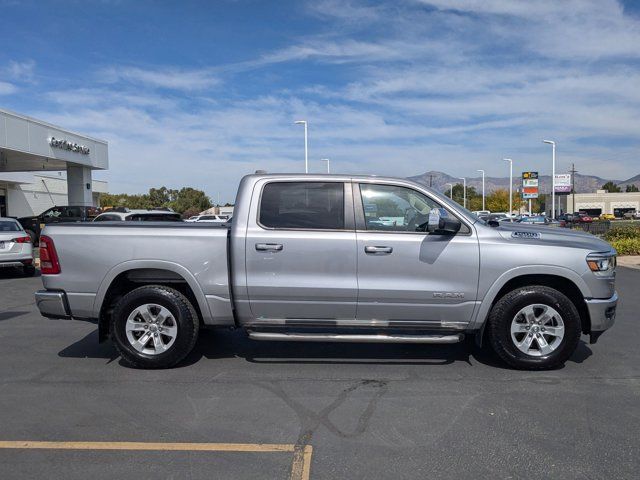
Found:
<box><xmin>0</xmin><ymin>440</ymin><xmax>312</xmax><ymax>480</ymax></box>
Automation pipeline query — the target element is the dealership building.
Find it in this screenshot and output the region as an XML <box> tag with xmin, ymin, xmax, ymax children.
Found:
<box><xmin>0</xmin><ymin>109</ymin><xmax>108</xmax><ymax>217</ymax></box>
<box><xmin>566</xmin><ymin>190</ymin><xmax>640</xmax><ymax>217</ymax></box>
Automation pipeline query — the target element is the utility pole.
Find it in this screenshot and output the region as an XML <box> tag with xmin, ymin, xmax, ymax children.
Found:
<box><xmin>571</xmin><ymin>163</ymin><xmax>577</xmax><ymax>212</ymax></box>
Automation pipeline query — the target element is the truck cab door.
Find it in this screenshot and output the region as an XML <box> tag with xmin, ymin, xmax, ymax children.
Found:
<box><xmin>244</xmin><ymin>180</ymin><xmax>357</xmax><ymax>323</ymax></box>
<box><xmin>354</xmin><ymin>182</ymin><xmax>479</xmax><ymax>328</ymax></box>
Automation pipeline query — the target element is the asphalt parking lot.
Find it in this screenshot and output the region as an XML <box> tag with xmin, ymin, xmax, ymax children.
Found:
<box><xmin>0</xmin><ymin>267</ymin><xmax>639</xmax><ymax>479</ymax></box>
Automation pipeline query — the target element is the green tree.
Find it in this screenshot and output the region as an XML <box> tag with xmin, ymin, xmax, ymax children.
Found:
<box><xmin>626</xmin><ymin>184</ymin><xmax>639</xmax><ymax>192</ymax></box>
<box><xmin>602</xmin><ymin>181</ymin><xmax>621</xmax><ymax>193</ymax></box>
<box><xmin>167</xmin><ymin>187</ymin><xmax>212</xmax><ymax>214</ymax></box>
<box><xmin>450</xmin><ymin>184</ymin><xmax>480</xmax><ymax>209</ymax></box>
<box><xmin>486</xmin><ymin>189</ymin><xmax>522</xmax><ymax>213</ymax></box>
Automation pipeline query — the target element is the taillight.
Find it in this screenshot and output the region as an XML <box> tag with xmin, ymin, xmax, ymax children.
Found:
<box><xmin>39</xmin><ymin>235</ymin><xmax>61</xmax><ymax>275</ymax></box>
<box><xmin>12</xmin><ymin>236</ymin><xmax>32</xmax><ymax>244</ymax></box>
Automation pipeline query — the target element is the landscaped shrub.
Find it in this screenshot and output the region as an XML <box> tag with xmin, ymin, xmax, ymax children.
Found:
<box><xmin>610</xmin><ymin>238</ymin><xmax>640</xmax><ymax>256</ymax></box>
<box><xmin>603</xmin><ymin>225</ymin><xmax>640</xmax><ymax>242</ymax></box>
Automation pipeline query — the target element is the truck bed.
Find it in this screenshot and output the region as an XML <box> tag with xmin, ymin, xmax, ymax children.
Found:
<box><xmin>40</xmin><ymin>222</ymin><xmax>233</xmax><ymax>325</ymax></box>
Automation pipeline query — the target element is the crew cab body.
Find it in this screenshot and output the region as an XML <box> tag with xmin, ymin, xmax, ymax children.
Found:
<box><xmin>35</xmin><ymin>174</ymin><xmax>618</xmax><ymax>369</ymax></box>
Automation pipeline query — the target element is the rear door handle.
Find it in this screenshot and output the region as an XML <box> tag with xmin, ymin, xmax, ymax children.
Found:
<box><xmin>364</xmin><ymin>246</ymin><xmax>393</xmax><ymax>254</ymax></box>
<box><xmin>256</xmin><ymin>243</ymin><xmax>283</xmax><ymax>252</ymax></box>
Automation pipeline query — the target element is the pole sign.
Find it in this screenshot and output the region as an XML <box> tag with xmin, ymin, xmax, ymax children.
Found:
<box><xmin>554</xmin><ymin>173</ymin><xmax>571</xmax><ymax>194</ymax></box>
<box><xmin>522</xmin><ymin>171</ymin><xmax>539</xmax><ymax>199</ymax></box>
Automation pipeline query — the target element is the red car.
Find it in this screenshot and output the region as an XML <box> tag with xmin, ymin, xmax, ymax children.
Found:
<box><xmin>576</xmin><ymin>213</ymin><xmax>593</xmax><ymax>223</ymax></box>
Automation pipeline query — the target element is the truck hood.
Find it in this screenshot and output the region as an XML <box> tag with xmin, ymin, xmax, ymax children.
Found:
<box><xmin>494</xmin><ymin>223</ymin><xmax>615</xmax><ymax>254</ymax></box>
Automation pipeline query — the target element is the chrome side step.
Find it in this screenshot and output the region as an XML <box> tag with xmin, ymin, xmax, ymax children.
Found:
<box><xmin>247</xmin><ymin>331</ymin><xmax>464</xmax><ymax>344</ymax></box>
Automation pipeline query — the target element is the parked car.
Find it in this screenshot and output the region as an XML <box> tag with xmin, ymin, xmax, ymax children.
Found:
<box><xmin>622</xmin><ymin>211</ymin><xmax>638</xmax><ymax>220</ymax></box>
<box><xmin>517</xmin><ymin>215</ymin><xmax>560</xmax><ymax>226</ymax></box>
<box><xmin>93</xmin><ymin>209</ymin><xmax>183</xmax><ymax>222</ymax></box>
<box><xmin>599</xmin><ymin>213</ymin><xmax>616</xmax><ymax>221</ymax></box>
<box><xmin>35</xmin><ymin>174</ymin><xmax>617</xmax><ymax>371</ymax></box>
<box><xmin>575</xmin><ymin>213</ymin><xmax>594</xmax><ymax>223</ymax></box>
<box><xmin>0</xmin><ymin>217</ymin><xmax>35</xmax><ymax>276</ymax></box>
<box><xmin>186</xmin><ymin>214</ymin><xmax>230</xmax><ymax>223</ymax></box>
<box><xmin>18</xmin><ymin>205</ymin><xmax>101</xmax><ymax>245</ymax></box>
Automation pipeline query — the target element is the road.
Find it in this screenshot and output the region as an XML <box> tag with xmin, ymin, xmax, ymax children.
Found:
<box><xmin>0</xmin><ymin>267</ymin><xmax>638</xmax><ymax>479</ymax></box>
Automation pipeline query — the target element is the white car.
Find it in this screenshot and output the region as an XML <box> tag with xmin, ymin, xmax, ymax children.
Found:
<box><xmin>186</xmin><ymin>214</ymin><xmax>230</xmax><ymax>223</ymax></box>
<box><xmin>0</xmin><ymin>217</ymin><xmax>35</xmax><ymax>276</ymax></box>
<box><xmin>93</xmin><ymin>209</ymin><xmax>182</xmax><ymax>222</ymax></box>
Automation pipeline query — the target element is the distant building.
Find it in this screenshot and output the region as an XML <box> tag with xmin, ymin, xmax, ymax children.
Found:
<box><xmin>0</xmin><ymin>172</ymin><xmax>108</xmax><ymax>217</ymax></box>
<box><xmin>566</xmin><ymin>190</ymin><xmax>639</xmax><ymax>217</ymax></box>
<box><xmin>200</xmin><ymin>205</ymin><xmax>234</xmax><ymax>217</ymax></box>
<box><xmin>1</xmin><ymin>108</ymin><xmax>109</xmax><ymax>217</ymax></box>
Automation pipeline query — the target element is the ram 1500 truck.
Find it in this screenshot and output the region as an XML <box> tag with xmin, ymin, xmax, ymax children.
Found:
<box><xmin>35</xmin><ymin>174</ymin><xmax>618</xmax><ymax>370</ymax></box>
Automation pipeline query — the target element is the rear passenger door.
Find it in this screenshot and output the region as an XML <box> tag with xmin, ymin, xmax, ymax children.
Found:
<box><xmin>245</xmin><ymin>180</ymin><xmax>358</xmax><ymax>321</ymax></box>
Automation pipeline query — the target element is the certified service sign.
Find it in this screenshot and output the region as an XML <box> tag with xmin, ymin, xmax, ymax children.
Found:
<box><xmin>48</xmin><ymin>137</ymin><xmax>90</xmax><ymax>155</ymax></box>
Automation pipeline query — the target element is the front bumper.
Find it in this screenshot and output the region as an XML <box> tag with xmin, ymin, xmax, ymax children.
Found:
<box><xmin>35</xmin><ymin>290</ymin><xmax>71</xmax><ymax>319</ymax></box>
<box><xmin>585</xmin><ymin>291</ymin><xmax>618</xmax><ymax>342</ymax></box>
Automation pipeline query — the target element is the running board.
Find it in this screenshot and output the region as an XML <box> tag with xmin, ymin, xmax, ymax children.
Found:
<box><xmin>247</xmin><ymin>331</ymin><xmax>464</xmax><ymax>344</ymax></box>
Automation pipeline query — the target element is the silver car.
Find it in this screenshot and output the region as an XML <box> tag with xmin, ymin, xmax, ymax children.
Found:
<box><xmin>0</xmin><ymin>217</ymin><xmax>35</xmax><ymax>276</ymax></box>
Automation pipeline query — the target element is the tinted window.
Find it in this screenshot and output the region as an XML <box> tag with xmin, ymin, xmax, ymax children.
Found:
<box><xmin>94</xmin><ymin>214</ymin><xmax>121</xmax><ymax>222</ymax></box>
<box><xmin>0</xmin><ymin>221</ymin><xmax>21</xmax><ymax>232</ymax></box>
<box><xmin>260</xmin><ymin>182</ymin><xmax>344</xmax><ymax>230</ymax></box>
<box><xmin>360</xmin><ymin>184</ymin><xmax>440</xmax><ymax>232</ymax></box>
<box><xmin>200</xmin><ymin>216</ymin><xmax>218</xmax><ymax>220</ymax></box>
<box><xmin>126</xmin><ymin>214</ymin><xmax>182</xmax><ymax>222</ymax></box>
<box><xmin>63</xmin><ymin>206</ymin><xmax>83</xmax><ymax>218</ymax></box>
<box><xmin>42</xmin><ymin>207</ymin><xmax>63</xmax><ymax>218</ymax></box>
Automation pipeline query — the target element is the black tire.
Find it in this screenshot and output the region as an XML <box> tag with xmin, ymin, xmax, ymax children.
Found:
<box><xmin>25</xmin><ymin>229</ymin><xmax>37</xmax><ymax>246</ymax></box>
<box><xmin>488</xmin><ymin>286</ymin><xmax>581</xmax><ymax>370</ymax></box>
<box><xmin>23</xmin><ymin>265</ymin><xmax>36</xmax><ymax>277</ymax></box>
<box><xmin>111</xmin><ymin>285</ymin><xmax>199</xmax><ymax>369</ymax></box>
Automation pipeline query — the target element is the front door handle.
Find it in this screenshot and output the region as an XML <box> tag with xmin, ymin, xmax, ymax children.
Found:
<box><xmin>364</xmin><ymin>245</ymin><xmax>393</xmax><ymax>254</ymax></box>
<box><xmin>256</xmin><ymin>243</ymin><xmax>283</xmax><ymax>252</ymax></box>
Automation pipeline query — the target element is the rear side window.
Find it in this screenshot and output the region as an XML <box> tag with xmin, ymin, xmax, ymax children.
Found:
<box><xmin>260</xmin><ymin>182</ymin><xmax>344</xmax><ymax>230</ymax></box>
<box><xmin>0</xmin><ymin>221</ymin><xmax>21</xmax><ymax>232</ymax></box>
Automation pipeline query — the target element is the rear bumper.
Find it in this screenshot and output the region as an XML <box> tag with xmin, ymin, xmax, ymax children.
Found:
<box><xmin>585</xmin><ymin>291</ymin><xmax>617</xmax><ymax>342</ymax></box>
<box><xmin>0</xmin><ymin>256</ymin><xmax>32</xmax><ymax>268</ymax></box>
<box><xmin>35</xmin><ymin>290</ymin><xmax>71</xmax><ymax>319</ymax></box>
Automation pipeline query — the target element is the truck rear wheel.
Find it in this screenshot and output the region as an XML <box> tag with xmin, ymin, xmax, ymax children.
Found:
<box><xmin>488</xmin><ymin>286</ymin><xmax>581</xmax><ymax>370</ymax></box>
<box><xmin>111</xmin><ymin>285</ymin><xmax>199</xmax><ymax>369</ymax></box>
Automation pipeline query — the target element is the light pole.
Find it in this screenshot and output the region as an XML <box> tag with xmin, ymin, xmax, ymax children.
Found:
<box><xmin>503</xmin><ymin>158</ymin><xmax>513</xmax><ymax>216</ymax></box>
<box><xmin>543</xmin><ymin>140</ymin><xmax>556</xmax><ymax>219</ymax></box>
<box><xmin>445</xmin><ymin>183</ymin><xmax>453</xmax><ymax>199</ymax></box>
<box><xmin>294</xmin><ymin>120</ymin><xmax>308</xmax><ymax>173</ymax></box>
<box><xmin>477</xmin><ymin>169</ymin><xmax>485</xmax><ymax>211</ymax></box>
<box><xmin>321</xmin><ymin>158</ymin><xmax>330</xmax><ymax>173</ymax></box>
<box><xmin>458</xmin><ymin>177</ymin><xmax>466</xmax><ymax>208</ymax></box>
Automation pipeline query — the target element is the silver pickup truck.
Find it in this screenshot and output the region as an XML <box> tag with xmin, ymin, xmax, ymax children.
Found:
<box><xmin>35</xmin><ymin>174</ymin><xmax>618</xmax><ymax>370</ymax></box>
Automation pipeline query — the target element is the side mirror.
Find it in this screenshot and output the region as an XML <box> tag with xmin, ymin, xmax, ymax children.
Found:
<box><xmin>427</xmin><ymin>208</ymin><xmax>461</xmax><ymax>234</ymax></box>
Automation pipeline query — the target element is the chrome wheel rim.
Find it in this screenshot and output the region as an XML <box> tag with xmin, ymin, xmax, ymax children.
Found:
<box><xmin>510</xmin><ymin>303</ymin><xmax>564</xmax><ymax>357</ymax></box>
<box><xmin>125</xmin><ymin>304</ymin><xmax>178</xmax><ymax>355</ymax></box>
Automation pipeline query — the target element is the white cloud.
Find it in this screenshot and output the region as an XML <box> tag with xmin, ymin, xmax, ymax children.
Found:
<box><xmin>100</xmin><ymin>66</ymin><xmax>220</xmax><ymax>91</ymax></box>
<box><xmin>0</xmin><ymin>81</ymin><xmax>17</xmax><ymax>95</ymax></box>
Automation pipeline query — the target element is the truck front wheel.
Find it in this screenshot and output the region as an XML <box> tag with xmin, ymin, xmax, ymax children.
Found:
<box><xmin>488</xmin><ymin>286</ymin><xmax>581</xmax><ymax>370</ymax></box>
<box><xmin>111</xmin><ymin>285</ymin><xmax>199</xmax><ymax>369</ymax></box>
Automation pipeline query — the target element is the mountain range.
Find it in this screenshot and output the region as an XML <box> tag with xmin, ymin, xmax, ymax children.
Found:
<box><xmin>408</xmin><ymin>171</ymin><xmax>640</xmax><ymax>194</ymax></box>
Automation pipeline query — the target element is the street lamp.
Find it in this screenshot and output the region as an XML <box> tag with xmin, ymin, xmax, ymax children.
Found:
<box><xmin>444</xmin><ymin>183</ymin><xmax>453</xmax><ymax>199</ymax></box>
<box><xmin>458</xmin><ymin>177</ymin><xmax>466</xmax><ymax>208</ymax></box>
<box><xmin>321</xmin><ymin>158</ymin><xmax>330</xmax><ymax>173</ymax></box>
<box><xmin>477</xmin><ymin>169</ymin><xmax>485</xmax><ymax>211</ymax></box>
<box><xmin>543</xmin><ymin>140</ymin><xmax>556</xmax><ymax>219</ymax></box>
<box><xmin>294</xmin><ymin>120</ymin><xmax>308</xmax><ymax>173</ymax></box>
<box><xmin>503</xmin><ymin>158</ymin><xmax>513</xmax><ymax>217</ymax></box>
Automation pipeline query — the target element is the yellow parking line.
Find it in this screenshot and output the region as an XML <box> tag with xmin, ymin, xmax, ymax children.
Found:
<box><xmin>0</xmin><ymin>441</ymin><xmax>312</xmax><ymax>480</ymax></box>
<box><xmin>0</xmin><ymin>440</ymin><xmax>294</xmax><ymax>452</ymax></box>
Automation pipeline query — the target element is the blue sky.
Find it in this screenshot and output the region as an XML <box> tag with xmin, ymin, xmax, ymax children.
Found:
<box><xmin>1</xmin><ymin>0</ymin><xmax>640</xmax><ymax>202</ymax></box>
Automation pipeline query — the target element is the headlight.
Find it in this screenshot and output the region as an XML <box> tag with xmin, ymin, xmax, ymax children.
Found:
<box><xmin>587</xmin><ymin>253</ymin><xmax>616</xmax><ymax>276</ymax></box>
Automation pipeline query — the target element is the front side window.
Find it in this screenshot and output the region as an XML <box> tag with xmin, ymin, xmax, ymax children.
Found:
<box><xmin>42</xmin><ymin>207</ymin><xmax>63</xmax><ymax>218</ymax></box>
<box><xmin>360</xmin><ymin>183</ymin><xmax>440</xmax><ymax>232</ymax></box>
<box><xmin>260</xmin><ymin>182</ymin><xmax>344</xmax><ymax>230</ymax></box>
